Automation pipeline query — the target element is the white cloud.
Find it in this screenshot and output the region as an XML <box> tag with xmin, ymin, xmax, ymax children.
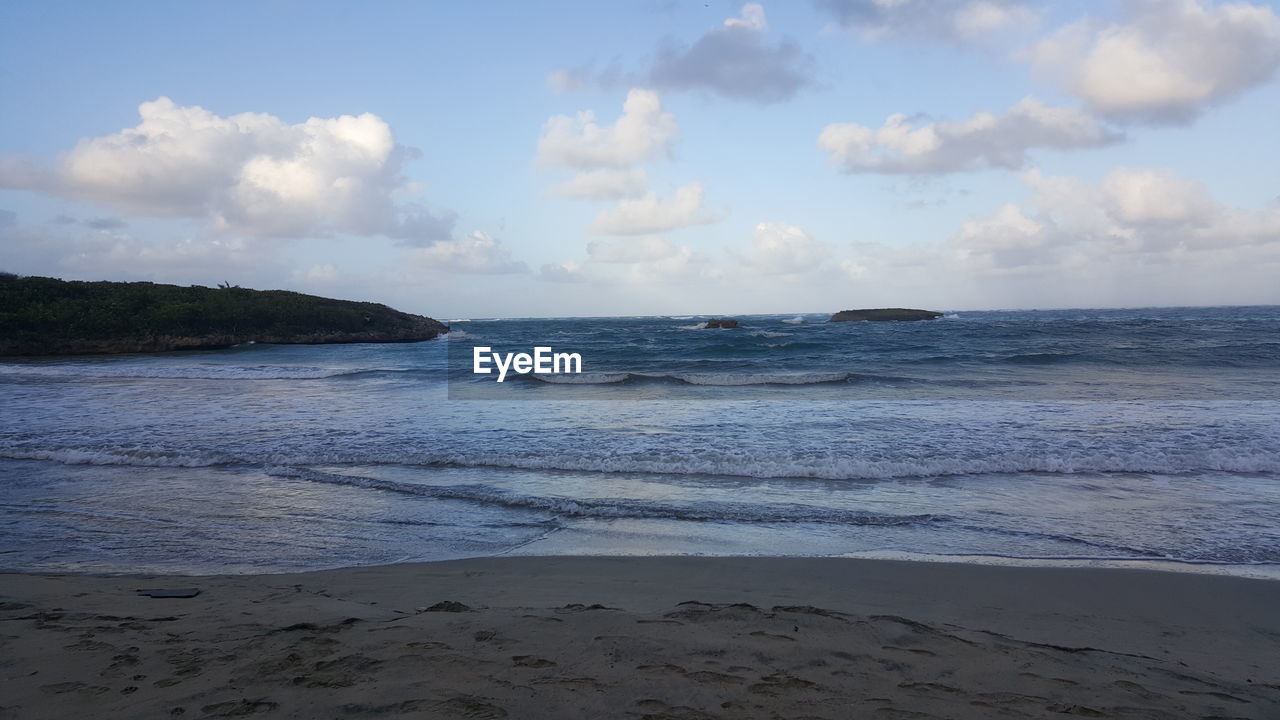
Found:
<box><xmin>408</xmin><ymin>231</ymin><xmax>528</xmax><ymax>274</ymax></box>
<box><xmin>546</xmin><ymin>69</ymin><xmax>587</xmax><ymax>95</ymax></box>
<box><xmin>728</xmin><ymin>3</ymin><xmax>768</xmax><ymax>31</ymax></box>
<box><xmin>292</xmin><ymin>263</ymin><xmax>339</xmax><ymax>284</ymax></box>
<box><xmin>739</xmin><ymin>222</ymin><xmax>831</xmax><ymax>274</ymax></box>
<box><xmin>552</xmin><ymin>168</ymin><xmax>649</xmax><ymax>201</ymax></box>
<box><xmin>588</xmin><ymin>183</ymin><xmax>719</xmax><ymax>235</ymax></box>
<box><xmin>0</xmin><ymin>97</ymin><xmax>454</xmax><ymax>243</ymax></box>
<box><xmin>545</xmin><ymin>5</ymin><xmax>813</xmax><ymax>104</ymax></box>
<box><xmin>536</xmin><ymin>89</ymin><xmax>677</xmax><ymax>170</ymax></box>
<box><xmin>537</xmin><ymin>262</ymin><xmax>590</xmax><ymax>283</ymax></box>
<box><xmin>1099</xmin><ymin>167</ymin><xmax>1216</xmax><ymax>224</ymax></box>
<box><xmin>648</xmin><ymin>3</ymin><xmax>814</xmax><ymax>103</ymax></box>
<box><xmin>819</xmin><ymin>97</ymin><xmax>1121</xmax><ymax>174</ymax></box>
<box><xmin>818</xmin><ymin>0</ymin><xmax>1037</xmax><ymax>43</ymax></box>
<box><xmin>1032</xmin><ymin>0</ymin><xmax>1280</xmax><ymax>123</ymax></box>
<box><xmin>625</xmin><ymin>242</ymin><xmax>715</xmax><ymax>284</ymax></box>
<box><xmin>952</xmin><ymin>203</ymin><xmax>1051</xmax><ymax>269</ymax></box>
<box><xmin>586</xmin><ymin>236</ymin><xmax>683</xmax><ymax>263</ymax></box>
<box><xmin>51</xmin><ymin>213</ymin><xmax>128</xmax><ymax>230</ymax></box>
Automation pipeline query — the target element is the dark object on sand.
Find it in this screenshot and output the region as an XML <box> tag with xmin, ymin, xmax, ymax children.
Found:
<box><xmin>829</xmin><ymin>308</ymin><xmax>942</xmax><ymax>322</ymax></box>
<box><xmin>425</xmin><ymin>600</ymin><xmax>472</xmax><ymax>612</ymax></box>
<box><xmin>704</xmin><ymin>318</ymin><xmax>739</xmax><ymax>329</ymax></box>
<box><xmin>137</xmin><ymin>588</ymin><xmax>202</xmax><ymax>598</ymax></box>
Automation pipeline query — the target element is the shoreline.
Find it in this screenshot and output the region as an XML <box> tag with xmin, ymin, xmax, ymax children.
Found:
<box><xmin>4</xmin><ymin>556</ymin><xmax>1278</xmax><ymax>718</ymax></box>
<box><xmin>7</xmin><ymin>550</ymin><xmax>1280</xmax><ymax>582</ymax></box>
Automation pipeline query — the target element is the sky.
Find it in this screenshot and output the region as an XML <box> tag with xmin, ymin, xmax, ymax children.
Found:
<box><xmin>1</xmin><ymin>0</ymin><xmax>1278</xmax><ymax>318</ymax></box>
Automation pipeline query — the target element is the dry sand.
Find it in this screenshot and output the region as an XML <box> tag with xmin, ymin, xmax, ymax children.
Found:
<box><xmin>1</xmin><ymin>557</ymin><xmax>1277</xmax><ymax>719</ymax></box>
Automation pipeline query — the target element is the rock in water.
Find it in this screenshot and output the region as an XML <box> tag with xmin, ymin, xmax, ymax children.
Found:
<box><xmin>704</xmin><ymin>318</ymin><xmax>739</xmax><ymax>329</ymax></box>
<box><xmin>829</xmin><ymin>308</ymin><xmax>942</xmax><ymax>322</ymax></box>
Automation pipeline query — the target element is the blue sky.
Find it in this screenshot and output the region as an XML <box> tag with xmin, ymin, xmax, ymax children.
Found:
<box><xmin>2</xmin><ymin>0</ymin><xmax>1278</xmax><ymax>317</ymax></box>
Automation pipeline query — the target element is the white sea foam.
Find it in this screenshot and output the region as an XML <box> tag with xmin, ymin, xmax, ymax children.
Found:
<box><xmin>672</xmin><ymin>371</ymin><xmax>846</xmax><ymax>385</ymax></box>
<box><xmin>531</xmin><ymin>373</ymin><xmax>630</xmax><ymax>384</ymax></box>
<box><xmin>677</xmin><ymin>323</ymin><xmax>707</xmax><ymax>330</ymax></box>
<box><xmin>750</xmin><ymin>331</ymin><xmax>792</xmax><ymax>338</ymax></box>
<box><xmin>1</xmin><ymin>447</ymin><xmax>228</xmax><ymax>467</ymax></box>
<box><xmin>10</xmin><ymin>443</ymin><xmax>1278</xmax><ymax>479</ymax></box>
<box><xmin>782</xmin><ymin>315</ymin><xmax>805</xmax><ymax>324</ymax></box>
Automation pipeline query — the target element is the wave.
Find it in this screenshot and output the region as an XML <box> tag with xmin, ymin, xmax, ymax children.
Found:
<box><xmin>676</xmin><ymin>322</ymin><xmax>707</xmax><ymax>330</ymax></box>
<box><xmin>1</xmin><ymin>447</ymin><xmax>231</xmax><ymax>467</ymax></box>
<box><xmin>782</xmin><ymin>316</ymin><xmax>805</xmax><ymax>324</ymax></box>
<box><xmin>1004</xmin><ymin>352</ymin><xmax>1086</xmax><ymax>365</ymax></box>
<box><xmin>8</xmin><ymin>444</ymin><xmax>1279</xmax><ymax>480</ymax></box>
<box><xmin>0</xmin><ymin>364</ymin><xmax>445</xmax><ymax>382</ymax></box>
<box><xmin>750</xmin><ymin>331</ymin><xmax>792</xmax><ymax>338</ymax></box>
<box><xmin>263</xmin><ymin>466</ymin><xmax>949</xmax><ymax>525</ymax></box>
<box><xmin>525</xmin><ymin>371</ymin><xmax>855</xmax><ymax>386</ymax></box>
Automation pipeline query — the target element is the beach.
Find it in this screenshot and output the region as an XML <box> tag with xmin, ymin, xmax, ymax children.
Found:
<box><xmin>3</xmin><ymin>557</ymin><xmax>1278</xmax><ymax>719</ymax></box>
<box><xmin>3</xmin><ymin>311</ymin><xmax>1279</xmax><ymax>717</ymax></box>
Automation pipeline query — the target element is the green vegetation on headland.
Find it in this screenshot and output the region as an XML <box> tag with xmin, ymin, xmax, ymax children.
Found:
<box><xmin>0</xmin><ymin>274</ymin><xmax>448</xmax><ymax>356</ymax></box>
<box><xmin>829</xmin><ymin>308</ymin><xmax>942</xmax><ymax>322</ymax></box>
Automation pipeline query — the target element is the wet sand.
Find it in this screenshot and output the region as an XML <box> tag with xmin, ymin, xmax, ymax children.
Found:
<box><xmin>2</xmin><ymin>557</ymin><xmax>1278</xmax><ymax>719</ymax></box>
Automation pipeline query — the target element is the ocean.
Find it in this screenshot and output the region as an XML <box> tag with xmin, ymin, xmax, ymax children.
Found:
<box><xmin>2</xmin><ymin>306</ymin><xmax>1278</xmax><ymax>577</ymax></box>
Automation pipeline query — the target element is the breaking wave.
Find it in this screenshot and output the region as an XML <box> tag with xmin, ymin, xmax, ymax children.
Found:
<box><xmin>263</xmin><ymin>466</ymin><xmax>949</xmax><ymax>525</ymax></box>
<box><xmin>526</xmin><ymin>371</ymin><xmax>856</xmax><ymax>386</ymax></box>
<box><xmin>7</xmin><ymin>444</ymin><xmax>1279</xmax><ymax>480</ymax></box>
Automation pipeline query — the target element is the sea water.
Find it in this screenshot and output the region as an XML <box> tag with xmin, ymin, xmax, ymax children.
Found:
<box><xmin>1</xmin><ymin>307</ymin><xmax>1278</xmax><ymax>576</ymax></box>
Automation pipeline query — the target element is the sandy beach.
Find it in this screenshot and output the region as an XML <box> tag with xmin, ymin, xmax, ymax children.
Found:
<box><xmin>1</xmin><ymin>557</ymin><xmax>1277</xmax><ymax>719</ymax></box>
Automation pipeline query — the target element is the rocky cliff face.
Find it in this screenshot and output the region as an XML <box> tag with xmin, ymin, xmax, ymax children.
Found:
<box><xmin>829</xmin><ymin>308</ymin><xmax>942</xmax><ymax>322</ymax></box>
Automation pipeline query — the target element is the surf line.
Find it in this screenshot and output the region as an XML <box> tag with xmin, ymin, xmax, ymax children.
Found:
<box><xmin>472</xmin><ymin>346</ymin><xmax>583</xmax><ymax>382</ymax></box>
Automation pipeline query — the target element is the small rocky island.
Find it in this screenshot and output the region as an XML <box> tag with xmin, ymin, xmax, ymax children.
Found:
<box><xmin>0</xmin><ymin>274</ymin><xmax>448</xmax><ymax>356</ymax></box>
<box><xmin>703</xmin><ymin>318</ymin><xmax>739</xmax><ymax>329</ymax></box>
<box><xmin>829</xmin><ymin>308</ymin><xmax>942</xmax><ymax>322</ymax></box>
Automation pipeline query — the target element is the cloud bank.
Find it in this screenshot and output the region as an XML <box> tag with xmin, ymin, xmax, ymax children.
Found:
<box><xmin>819</xmin><ymin>98</ymin><xmax>1122</xmax><ymax>174</ymax></box>
<box><xmin>952</xmin><ymin>166</ymin><xmax>1280</xmax><ymax>274</ymax></box>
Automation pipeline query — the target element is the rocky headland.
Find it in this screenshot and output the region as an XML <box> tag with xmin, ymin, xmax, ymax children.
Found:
<box><xmin>0</xmin><ymin>275</ymin><xmax>447</xmax><ymax>356</ymax></box>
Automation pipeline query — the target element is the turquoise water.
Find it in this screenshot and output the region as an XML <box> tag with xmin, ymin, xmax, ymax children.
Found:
<box><xmin>1</xmin><ymin>307</ymin><xmax>1278</xmax><ymax>574</ymax></box>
